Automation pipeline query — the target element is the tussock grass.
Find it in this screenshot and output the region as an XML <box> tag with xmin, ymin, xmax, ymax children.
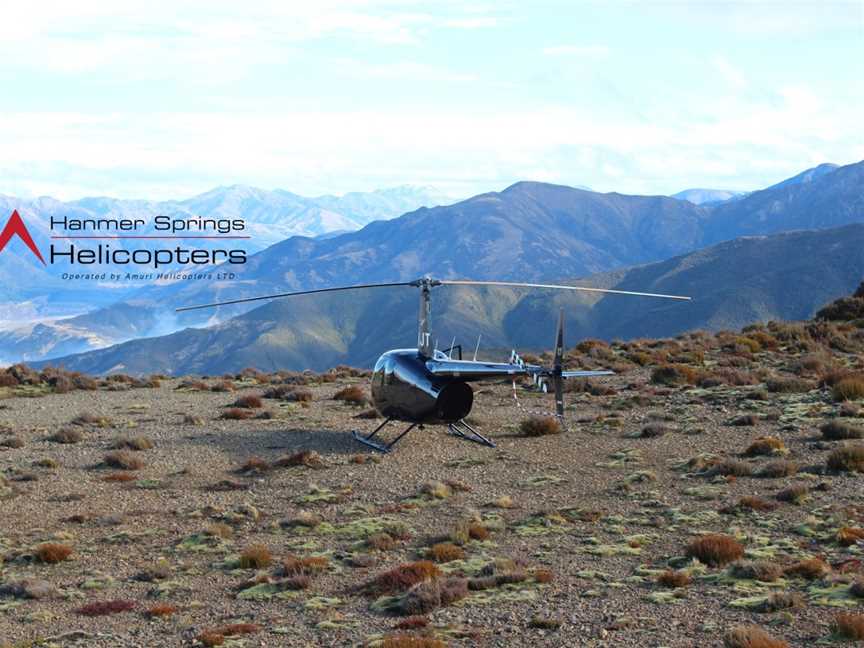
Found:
<box><xmin>686</xmin><ymin>534</ymin><xmax>744</xmax><ymax>567</ymax></box>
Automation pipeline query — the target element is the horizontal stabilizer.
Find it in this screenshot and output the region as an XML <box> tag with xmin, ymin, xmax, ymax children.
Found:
<box><xmin>562</xmin><ymin>370</ymin><xmax>615</xmax><ymax>378</ymax></box>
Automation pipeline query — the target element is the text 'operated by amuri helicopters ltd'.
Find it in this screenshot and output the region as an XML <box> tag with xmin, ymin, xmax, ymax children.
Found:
<box><xmin>178</xmin><ymin>278</ymin><xmax>690</xmax><ymax>452</ymax></box>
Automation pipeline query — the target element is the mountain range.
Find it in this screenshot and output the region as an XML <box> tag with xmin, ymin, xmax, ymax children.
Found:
<box><xmin>19</xmin><ymin>159</ymin><xmax>863</xmax><ymax>374</ymax></box>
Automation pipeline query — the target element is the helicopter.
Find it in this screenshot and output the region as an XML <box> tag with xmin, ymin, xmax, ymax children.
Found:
<box><xmin>177</xmin><ymin>277</ymin><xmax>690</xmax><ymax>452</ymax></box>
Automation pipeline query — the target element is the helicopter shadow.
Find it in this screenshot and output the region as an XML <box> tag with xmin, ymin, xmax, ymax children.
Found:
<box><xmin>183</xmin><ymin>425</ymin><xmax>368</xmax><ymax>459</ymax></box>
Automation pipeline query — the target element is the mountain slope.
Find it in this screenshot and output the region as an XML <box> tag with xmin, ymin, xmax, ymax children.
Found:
<box><xmin>39</xmin><ymin>224</ymin><xmax>864</xmax><ymax>375</ymax></box>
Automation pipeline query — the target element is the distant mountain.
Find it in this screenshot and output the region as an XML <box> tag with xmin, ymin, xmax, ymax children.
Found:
<box><xmin>7</xmin><ymin>160</ymin><xmax>863</xmax><ymax>364</ymax></box>
<box><xmin>37</xmin><ymin>224</ymin><xmax>864</xmax><ymax>375</ymax></box>
<box><xmin>672</xmin><ymin>188</ymin><xmax>745</xmax><ymax>205</ymax></box>
<box><xmin>0</xmin><ymin>184</ymin><xmax>454</xmax><ymax>358</ymax></box>
<box><xmin>766</xmin><ymin>163</ymin><xmax>839</xmax><ymax>190</ymax></box>
<box><xmin>703</xmin><ymin>161</ymin><xmax>863</xmax><ymax>243</ymax></box>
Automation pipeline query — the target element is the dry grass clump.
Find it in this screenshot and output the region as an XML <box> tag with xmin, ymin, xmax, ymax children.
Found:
<box><xmin>775</xmin><ymin>484</ymin><xmax>809</xmax><ymax>504</ymax></box>
<box><xmin>112</xmin><ymin>435</ymin><xmax>154</xmax><ymax>451</ymax></box>
<box><xmin>766</xmin><ymin>377</ymin><xmax>813</xmax><ymax>393</ymax></box>
<box><xmin>396</xmin><ymin>577</ymin><xmax>469</xmax><ymax>615</ymax></box>
<box><xmin>214</xmin><ymin>623</ymin><xmax>261</xmax><ymax>637</ymax></box>
<box><xmin>50</xmin><ymin>427</ymin><xmax>83</xmax><ymax>444</ymax></box>
<box><xmin>730</xmin><ymin>560</ymin><xmax>783</xmax><ymax>582</ymax></box>
<box><xmin>657</xmin><ymin>570</ymin><xmax>691</xmax><ymax>588</ymax></box>
<box><xmin>145</xmin><ymin>603</ymin><xmax>178</xmax><ymax>618</ymax></box>
<box><xmin>639</xmin><ymin>423</ymin><xmax>671</xmax><ymax>438</ymax></box>
<box><xmin>534</xmin><ymin>568</ymin><xmax>554</xmax><ymax>584</ymax></box>
<box><xmin>723</xmin><ymin>625</ymin><xmax>788</xmax><ymax>648</ymax></box>
<box><xmin>850</xmin><ymin>578</ymin><xmax>864</xmax><ymax>599</ymax></box>
<box><xmin>686</xmin><ymin>534</ymin><xmax>744</xmax><ymax>567</ymax></box>
<box><xmin>231</xmin><ymin>394</ymin><xmax>263</xmax><ymax>409</ymax></box>
<box><xmin>71</xmin><ymin>412</ymin><xmax>112</xmax><ymax>427</ymax></box>
<box><xmin>784</xmin><ymin>557</ymin><xmax>830</xmax><ymax>580</ymax></box>
<box><xmin>756</xmin><ymin>592</ymin><xmax>804</xmax><ymax>613</ymax></box>
<box><xmin>333</xmin><ymin>385</ymin><xmax>369</xmax><ymax>405</ymax></box>
<box><xmin>756</xmin><ymin>460</ymin><xmax>798</xmax><ymax>478</ymax></box>
<box><xmin>428</xmin><ymin>542</ymin><xmax>465</xmax><ymax>563</ymax></box>
<box><xmin>220</xmin><ymin>407</ymin><xmax>255</xmax><ymax>420</ymax></box>
<box><xmin>736</xmin><ymin>496</ymin><xmax>778</xmax><ymax>512</ymax></box>
<box><xmin>826</xmin><ymin>445</ymin><xmax>864</xmax><ymax>472</ymax></box>
<box><xmin>821</xmin><ymin>421</ymin><xmax>864</xmax><ymax>440</ymax></box>
<box><xmin>745</xmin><ymin>436</ymin><xmax>786</xmax><ymax>456</ymax></box>
<box><xmin>76</xmin><ymin>599</ymin><xmax>136</xmax><ymax>616</ymax></box>
<box><xmin>730</xmin><ymin>414</ymin><xmax>758</xmax><ymax>427</ymax></box>
<box><xmin>205</xmin><ymin>523</ymin><xmax>234</xmax><ymax>539</ymax></box>
<box><xmin>238</xmin><ymin>544</ymin><xmax>272</xmax><ymax>569</ymax></box>
<box><xmin>651</xmin><ymin>364</ymin><xmax>700</xmax><ymax>386</ymax></box>
<box><xmin>710</xmin><ymin>460</ymin><xmax>754</xmax><ymax>477</ymax></box>
<box><xmin>467</xmin><ymin>523</ymin><xmax>490</xmax><ymax>541</ymax></box>
<box><xmin>281</xmin><ymin>554</ymin><xmax>329</xmax><ymax>576</ymax></box>
<box><xmin>380</xmin><ymin>635</ymin><xmax>447</xmax><ymax>648</ymax></box>
<box><xmin>365</xmin><ymin>561</ymin><xmax>442</xmax><ymax>596</ymax></box>
<box><xmin>419</xmin><ymin>481</ymin><xmax>452</xmax><ymax>499</ymax></box>
<box><xmin>264</xmin><ymin>385</ymin><xmax>313</xmax><ymax>402</ymax></box>
<box><xmin>103</xmin><ymin>451</ymin><xmax>144</xmax><ymax>471</ymax></box>
<box><xmin>197</xmin><ymin>631</ymin><xmax>225</xmax><ymax>647</ymax></box>
<box><xmin>833</xmin><ymin>376</ymin><xmax>864</xmax><ymax>402</ymax></box>
<box><xmin>210</xmin><ymin>380</ymin><xmax>236</xmax><ymax>392</ymax></box>
<box><xmin>832</xmin><ymin>613</ymin><xmax>864</xmax><ymax>640</ymax></box>
<box><xmin>0</xmin><ymin>436</ymin><xmax>24</xmax><ymax>448</ymax></box>
<box><xmin>519</xmin><ymin>415</ymin><xmax>562</xmax><ymax>437</ymax></box>
<box><xmin>273</xmin><ymin>450</ymin><xmax>324</xmax><ymax>468</ymax></box>
<box><xmin>35</xmin><ymin>543</ymin><xmax>73</xmax><ymax>564</ymax></box>
<box><xmin>237</xmin><ymin>457</ymin><xmax>270</xmax><ymax>474</ymax></box>
<box><xmin>837</xmin><ymin>526</ymin><xmax>864</xmax><ymax>547</ymax></box>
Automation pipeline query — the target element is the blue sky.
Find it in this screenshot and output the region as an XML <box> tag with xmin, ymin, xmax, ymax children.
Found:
<box><xmin>1</xmin><ymin>1</ymin><xmax>862</xmax><ymax>200</ymax></box>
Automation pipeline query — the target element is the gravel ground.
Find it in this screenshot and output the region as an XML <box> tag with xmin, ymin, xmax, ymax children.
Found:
<box><xmin>0</xmin><ymin>352</ymin><xmax>862</xmax><ymax>647</ymax></box>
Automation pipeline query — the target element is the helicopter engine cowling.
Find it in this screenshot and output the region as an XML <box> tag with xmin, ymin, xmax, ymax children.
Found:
<box><xmin>371</xmin><ymin>349</ymin><xmax>473</xmax><ymax>423</ymax></box>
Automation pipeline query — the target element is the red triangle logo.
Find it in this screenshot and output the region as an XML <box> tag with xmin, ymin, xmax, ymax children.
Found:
<box><xmin>0</xmin><ymin>210</ymin><xmax>46</xmax><ymax>265</ymax></box>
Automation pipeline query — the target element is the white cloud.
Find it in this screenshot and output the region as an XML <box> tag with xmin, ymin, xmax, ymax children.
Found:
<box><xmin>711</xmin><ymin>55</ymin><xmax>747</xmax><ymax>89</ymax></box>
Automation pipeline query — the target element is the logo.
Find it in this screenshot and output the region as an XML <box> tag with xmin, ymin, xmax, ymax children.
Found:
<box><xmin>0</xmin><ymin>210</ymin><xmax>45</xmax><ymax>265</ymax></box>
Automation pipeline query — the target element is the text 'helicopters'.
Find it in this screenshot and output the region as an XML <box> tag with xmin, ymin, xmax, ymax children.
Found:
<box><xmin>177</xmin><ymin>277</ymin><xmax>690</xmax><ymax>452</ymax></box>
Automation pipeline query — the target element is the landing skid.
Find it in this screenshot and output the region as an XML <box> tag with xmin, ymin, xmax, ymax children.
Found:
<box><xmin>352</xmin><ymin>418</ymin><xmax>418</xmax><ymax>453</ymax></box>
<box><xmin>448</xmin><ymin>418</ymin><xmax>495</xmax><ymax>448</ymax></box>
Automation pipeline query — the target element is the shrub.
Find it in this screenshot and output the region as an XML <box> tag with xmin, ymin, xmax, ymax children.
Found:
<box><xmin>657</xmin><ymin>570</ymin><xmax>691</xmax><ymax>588</ymax></box>
<box><xmin>112</xmin><ymin>435</ymin><xmax>154</xmax><ymax>451</ymax></box>
<box><xmin>757</xmin><ymin>461</ymin><xmax>798</xmax><ymax>478</ymax></box>
<box><xmin>821</xmin><ymin>421</ymin><xmax>864</xmax><ymax>440</ymax></box>
<box><xmin>826</xmin><ymin>445</ymin><xmax>864</xmax><ymax>472</ymax></box>
<box><xmin>468</xmin><ymin>523</ymin><xmax>490</xmax><ymax>541</ymax></box>
<box><xmin>730</xmin><ymin>560</ymin><xmax>783</xmax><ymax>582</ymax></box>
<box><xmin>534</xmin><ymin>568</ymin><xmax>554</xmax><ymax>583</ymax></box>
<box><xmin>237</xmin><ymin>457</ymin><xmax>270</xmax><ymax>474</ymax></box>
<box><xmin>366</xmin><ymin>561</ymin><xmax>441</xmax><ymax>595</ymax></box>
<box><xmin>730</xmin><ymin>414</ymin><xmax>758</xmax><ymax>427</ymax></box>
<box><xmin>834</xmin><ymin>376</ymin><xmax>864</xmax><ymax>401</ymax></box>
<box><xmin>730</xmin><ymin>496</ymin><xmax>778</xmax><ymax>512</ymax></box>
<box><xmin>396</xmin><ymin>577</ymin><xmax>468</xmax><ymax>615</ymax></box>
<box><xmin>35</xmin><ymin>543</ymin><xmax>73</xmax><ymax>564</ymax></box>
<box><xmin>232</xmin><ymin>394</ymin><xmax>263</xmax><ymax>409</ymax></box>
<box><xmin>103</xmin><ymin>451</ymin><xmax>144</xmax><ymax>471</ymax></box>
<box><xmin>745</xmin><ymin>436</ymin><xmax>786</xmax><ymax>456</ymax></box>
<box><xmin>710</xmin><ymin>460</ymin><xmax>754</xmax><ymax>477</ymax></box>
<box><xmin>519</xmin><ymin>416</ymin><xmax>562</xmax><ymax>437</ymax></box>
<box><xmin>145</xmin><ymin>603</ymin><xmax>178</xmax><ymax>618</ymax></box>
<box><xmin>766</xmin><ymin>377</ymin><xmax>813</xmax><ymax>393</ymax></box>
<box><xmin>210</xmin><ymin>380</ymin><xmax>236</xmax><ymax>392</ymax></box>
<box><xmin>850</xmin><ymin>578</ymin><xmax>864</xmax><ymax>599</ymax></box>
<box><xmin>776</xmin><ymin>484</ymin><xmax>809</xmax><ymax>504</ymax></box>
<box><xmin>197</xmin><ymin>632</ymin><xmax>225</xmax><ymax>647</ymax></box>
<box><xmin>273</xmin><ymin>450</ymin><xmax>323</xmax><ymax>468</ymax></box>
<box><xmin>640</xmin><ymin>423</ymin><xmax>670</xmax><ymax>438</ymax></box>
<box><xmin>76</xmin><ymin>599</ymin><xmax>136</xmax><ymax>616</ymax></box>
<box><xmin>837</xmin><ymin>527</ymin><xmax>864</xmax><ymax>547</ymax></box>
<box><xmin>686</xmin><ymin>534</ymin><xmax>744</xmax><ymax>567</ymax></box>
<box><xmin>723</xmin><ymin>626</ymin><xmax>788</xmax><ymax>648</ymax></box>
<box><xmin>282</xmin><ymin>554</ymin><xmax>329</xmax><ymax>576</ymax></box>
<box><xmin>238</xmin><ymin>544</ymin><xmax>272</xmax><ymax>569</ymax></box>
<box><xmin>833</xmin><ymin>613</ymin><xmax>864</xmax><ymax>641</ymax></box>
<box><xmin>784</xmin><ymin>558</ymin><xmax>830</xmax><ymax>580</ymax></box>
<box><xmin>50</xmin><ymin>427</ymin><xmax>83</xmax><ymax>444</ymax></box>
<box><xmin>651</xmin><ymin>364</ymin><xmax>700</xmax><ymax>386</ymax></box>
<box><xmin>220</xmin><ymin>408</ymin><xmax>255</xmax><ymax>420</ymax></box>
<box><xmin>755</xmin><ymin>592</ymin><xmax>804</xmax><ymax>613</ymax></box>
<box><xmin>333</xmin><ymin>385</ymin><xmax>369</xmax><ymax>405</ymax></box>
<box><xmin>428</xmin><ymin>543</ymin><xmax>465</xmax><ymax>563</ymax></box>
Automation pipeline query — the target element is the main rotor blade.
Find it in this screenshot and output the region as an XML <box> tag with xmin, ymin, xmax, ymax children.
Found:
<box><xmin>175</xmin><ymin>281</ymin><xmax>414</xmax><ymax>312</ymax></box>
<box><xmin>439</xmin><ymin>279</ymin><xmax>691</xmax><ymax>301</ymax></box>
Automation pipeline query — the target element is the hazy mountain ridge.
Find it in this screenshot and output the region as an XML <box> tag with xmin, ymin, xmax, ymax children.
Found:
<box><xmin>35</xmin><ymin>224</ymin><xmax>864</xmax><ymax>375</ymax></box>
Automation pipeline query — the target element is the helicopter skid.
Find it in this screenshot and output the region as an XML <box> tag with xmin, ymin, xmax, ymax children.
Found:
<box><xmin>448</xmin><ymin>419</ymin><xmax>495</xmax><ymax>448</ymax></box>
<box><xmin>352</xmin><ymin>418</ymin><xmax>417</xmax><ymax>453</ymax></box>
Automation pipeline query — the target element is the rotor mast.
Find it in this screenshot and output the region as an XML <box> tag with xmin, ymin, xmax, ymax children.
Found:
<box><xmin>413</xmin><ymin>276</ymin><xmax>440</xmax><ymax>358</ymax></box>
